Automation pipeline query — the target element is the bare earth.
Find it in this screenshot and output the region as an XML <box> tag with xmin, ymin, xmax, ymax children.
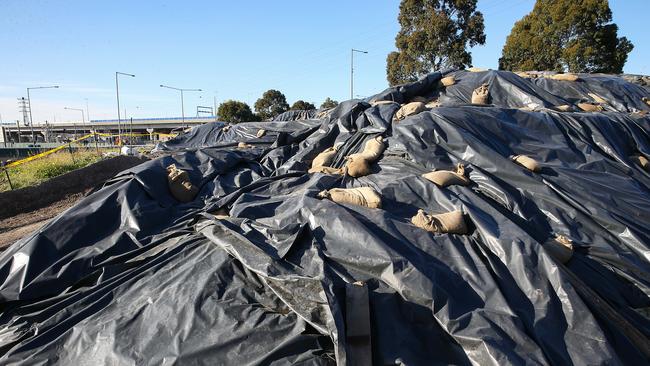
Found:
<box><xmin>0</xmin><ymin>194</ymin><xmax>83</xmax><ymax>250</ymax></box>
<box><xmin>0</xmin><ymin>155</ymin><xmax>147</xmax><ymax>251</ymax></box>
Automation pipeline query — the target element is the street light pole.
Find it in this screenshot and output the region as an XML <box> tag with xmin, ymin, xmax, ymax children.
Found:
<box><xmin>213</xmin><ymin>92</ymin><xmax>218</xmax><ymax>122</ymax></box>
<box><xmin>350</xmin><ymin>49</ymin><xmax>368</xmax><ymax>100</ymax></box>
<box><xmin>115</xmin><ymin>72</ymin><xmax>135</xmax><ymax>145</ymax></box>
<box><xmin>160</xmin><ymin>84</ymin><xmax>202</xmax><ymax>125</ymax></box>
<box><xmin>27</xmin><ymin>85</ymin><xmax>59</xmax><ymax>143</ymax></box>
<box><xmin>64</xmin><ymin>107</ymin><xmax>85</xmax><ymax>135</ymax></box>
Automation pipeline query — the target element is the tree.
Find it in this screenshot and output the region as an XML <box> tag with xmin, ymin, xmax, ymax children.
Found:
<box><xmin>290</xmin><ymin>100</ymin><xmax>315</xmax><ymax>110</ymax></box>
<box><xmin>320</xmin><ymin>97</ymin><xmax>339</xmax><ymax>109</ymax></box>
<box><xmin>499</xmin><ymin>0</ymin><xmax>633</xmax><ymax>73</ymax></box>
<box><xmin>386</xmin><ymin>0</ymin><xmax>486</xmax><ymax>86</ymax></box>
<box><xmin>217</xmin><ymin>100</ymin><xmax>258</xmax><ymax>123</ymax></box>
<box><xmin>254</xmin><ymin>89</ymin><xmax>289</xmax><ymax>120</ymax></box>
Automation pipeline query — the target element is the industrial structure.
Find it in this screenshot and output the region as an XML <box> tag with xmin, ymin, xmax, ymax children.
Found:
<box><xmin>0</xmin><ymin>116</ymin><xmax>216</xmax><ymax>146</ymax></box>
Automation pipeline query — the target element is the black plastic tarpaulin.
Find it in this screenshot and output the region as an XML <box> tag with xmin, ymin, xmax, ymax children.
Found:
<box><xmin>1</xmin><ymin>70</ymin><xmax>650</xmax><ymax>365</ymax></box>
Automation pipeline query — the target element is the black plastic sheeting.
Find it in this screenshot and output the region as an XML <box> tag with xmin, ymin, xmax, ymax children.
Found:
<box><xmin>1</xmin><ymin>70</ymin><xmax>650</xmax><ymax>365</ymax></box>
<box><xmin>273</xmin><ymin>109</ymin><xmax>319</xmax><ymax>121</ymax></box>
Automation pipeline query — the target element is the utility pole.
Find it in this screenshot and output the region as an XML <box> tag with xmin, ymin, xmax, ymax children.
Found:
<box><xmin>350</xmin><ymin>49</ymin><xmax>368</xmax><ymax>100</ymax></box>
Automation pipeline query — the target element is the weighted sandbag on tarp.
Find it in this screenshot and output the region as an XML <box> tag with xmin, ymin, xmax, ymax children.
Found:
<box><xmin>422</xmin><ymin>164</ymin><xmax>470</xmax><ymax>187</ymax></box>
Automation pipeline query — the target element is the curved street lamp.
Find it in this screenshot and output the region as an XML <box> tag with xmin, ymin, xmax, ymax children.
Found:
<box><xmin>27</xmin><ymin>85</ymin><xmax>59</xmax><ymax>142</ymax></box>
<box><xmin>351</xmin><ymin>49</ymin><xmax>368</xmax><ymax>100</ymax></box>
<box><xmin>160</xmin><ymin>84</ymin><xmax>202</xmax><ymax>125</ymax></box>
<box><xmin>116</xmin><ymin>72</ymin><xmax>135</xmax><ymax>144</ymax></box>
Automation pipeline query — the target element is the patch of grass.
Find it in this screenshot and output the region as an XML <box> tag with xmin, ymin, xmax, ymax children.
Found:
<box><xmin>0</xmin><ymin>149</ymin><xmax>106</xmax><ymax>192</ymax></box>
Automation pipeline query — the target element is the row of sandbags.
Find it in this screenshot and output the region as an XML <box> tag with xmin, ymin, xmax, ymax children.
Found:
<box><xmin>369</xmin><ymin>69</ymin><xmax>650</xmax><ymax>114</ymax></box>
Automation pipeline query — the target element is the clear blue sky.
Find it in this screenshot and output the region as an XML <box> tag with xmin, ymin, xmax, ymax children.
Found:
<box><xmin>0</xmin><ymin>0</ymin><xmax>646</xmax><ymax>123</ymax></box>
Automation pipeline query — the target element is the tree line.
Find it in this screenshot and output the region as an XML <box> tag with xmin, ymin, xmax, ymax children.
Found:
<box><xmin>217</xmin><ymin>91</ymin><xmax>338</xmax><ymax>123</ymax></box>
<box><xmin>387</xmin><ymin>0</ymin><xmax>633</xmax><ymax>85</ymax></box>
<box><xmin>219</xmin><ymin>1</ymin><xmax>634</xmax><ymax>122</ymax></box>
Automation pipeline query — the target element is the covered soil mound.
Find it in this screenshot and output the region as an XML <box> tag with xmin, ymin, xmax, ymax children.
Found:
<box><xmin>1</xmin><ymin>70</ymin><xmax>650</xmax><ymax>365</ymax></box>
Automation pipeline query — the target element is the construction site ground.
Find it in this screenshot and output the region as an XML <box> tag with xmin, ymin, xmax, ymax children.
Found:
<box><xmin>0</xmin><ymin>193</ymin><xmax>83</xmax><ymax>249</ymax></box>
<box><xmin>0</xmin><ymin>155</ymin><xmax>148</xmax><ymax>250</ymax></box>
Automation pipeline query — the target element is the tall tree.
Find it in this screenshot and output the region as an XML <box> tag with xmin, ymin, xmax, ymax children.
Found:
<box><xmin>217</xmin><ymin>100</ymin><xmax>258</xmax><ymax>123</ymax></box>
<box><xmin>320</xmin><ymin>97</ymin><xmax>339</xmax><ymax>109</ymax></box>
<box><xmin>386</xmin><ymin>0</ymin><xmax>486</xmax><ymax>86</ymax></box>
<box><xmin>499</xmin><ymin>0</ymin><xmax>633</xmax><ymax>73</ymax></box>
<box><xmin>290</xmin><ymin>100</ymin><xmax>315</xmax><ymax>110</ymax></box>
<box><xmin>254</xmin><ymin>89</ymin><xmax>289</xmax><ymax>120</ymax></box>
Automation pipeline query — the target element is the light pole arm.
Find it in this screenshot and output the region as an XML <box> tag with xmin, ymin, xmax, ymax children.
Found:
<box><xmin>26</xmin><ymin>85</ymin><xmax>59</xmax><ymax>141</ymax></box>
<box><xmin>116</xmin><ymin>72</ymin><xmax>134</xmax><ymax>144</ymax></box>
<box><xmin>160</xmin><ymin>85</ymin><xmax>202</xmax><ymax>124</ymax></box>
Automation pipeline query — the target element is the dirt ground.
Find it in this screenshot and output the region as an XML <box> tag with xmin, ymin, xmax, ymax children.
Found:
<box><xmin>0</xmin><ymin>193</ymin><xmax>83</xmax><ymax>249</ymax></box>
<box><xmin>0</xmin><ymin>155</ymin><xmax>148</xmax><ymax>251</ymax></box>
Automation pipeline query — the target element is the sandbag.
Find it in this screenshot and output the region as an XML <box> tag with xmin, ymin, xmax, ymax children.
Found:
<box><xmin>394</xmin><ymin>102</ymin><xmax>427</xmax><ymax>121</ymax></box>
<box><xmin>238</xmin><ymin>142</ymin><xmax>253</xmax><ymax>149</ymax></box>
<box><xmin>210</xmin><ymin>207</ymin><xmax>230</xmax><ymax>219</ymax></box>
<box><xmin>167</xmin><ymin>164</ymin><xmax>188</xmax><ymax>183</ymax></box>
<box><xmin>425</xmin><ymin>99</ymin><xmax>441</xmax><ymax>109</ymax></box>
<box><xmin>308</xmin><ymin>166</ymin><xmax>344</xmax><ymax>175</ymax></box>
<box><xmin>588</xmin><ymin>93</ymin><xmax>608</xmax><ymax>104</ymax></box>
<box><xmin>345</xmin><ymin>155</ymin><xmax>371</xmax><ymax>177</ymax></box>
<box><xmin>256</xmin><ymin>129</ymin><xmax>266</xmax><ymax>138</ymax></box>
<box><xmin>554</xmin><ymin>105</ymin><xmax>573</xmax><ymax>112</ymax></box>
<box><xmin>316</xmin><ymin>109</ymin><xmax>332</xmax><ymax>119</ymax></box>
<box><xmin>643</xmin><ymin>97</ymin><xmax>650</xmax><ymax>107</ymax></box>
<box><xmin>515</xmin><ymin>71</ymin><xmax>535</xmax><ymax>78</ymax></box>
<box><xmin>370</xmin><ymin>100</ymin><xmax>398</xmax><ymax>107</ymax></box>
<box><xmin>222</xmin><ymin>125</ymin><xmax>231</xmax><ymax>132</ymax></box>
<box><xmin>411</xmin><ymin>209</ymin><xmax>468</xmax><ymax>235</ymax></box>
<box><xmin>166</xmin><ymin>164</ymin><xmax>198</xmax><ymax>203</ymax></box>
<box><xmin>550</xmin><ymin>73</ymin><xmax>579</xmax><ymax>82</ymax></box>
<box><xmin>471</xmin><ymin>83</ymin><xmax>490</xmax><ymax>105</ymax></box>
<box><xmin>311</xmin><ymin>146</ymin><xmax>338</xmax><ymax>169</ymax></box>
<box><xmin>467</xmin><ymin>67</ymin><xmax>487</xmax><ymax>72</ymax></box>
<box><xmin>543</xmin><ymin>235</ymin><xmax>574</xmax><ymax>264</ymax></box>
<box><xmin>354</xmin><ymin>136</ymin><xmax>385</xmax><ymax>162</ymax></box>
<box><xmin>634</xmin><ymin>155</ymin><xmax>650</xmax><ymax>171</ymax></box>
<box><xmin>577</xmin><ymin>103</ymin><xmax>604</xmax><ymax>112</ymax></box>
<box><xmin>512</xmin><ymin>155</ymin><xmax>541</xmax><ymax>173</ymax></box>
<box><xmin>344</xmin><ymin>136</ymin><xmax>386</xmax><ymax>177</ymax></box>
<box><xmin>422</xmin><ymin>164</ymin><xmax>470</xmax><ymax>187</ymax></box>
<box><xmin>440</xmin><ymin>76</ymin><xmax>455</xmax><ymax>87</ymax></box>
<box><xmin>317</xmin><ymin>187</ymin><xmax>382</xmax><ymax>209</ymax></box>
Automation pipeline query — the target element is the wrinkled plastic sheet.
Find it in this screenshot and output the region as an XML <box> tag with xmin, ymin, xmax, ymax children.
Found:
<box><xmin>1</xmin><ymin>70</ymin><xmax>650</xmax><ymax>365</ymax></box>
<box><xmin>273</xmin><ymin>109</ymin><xmax>319</xmax><ymax>121</ymax></box>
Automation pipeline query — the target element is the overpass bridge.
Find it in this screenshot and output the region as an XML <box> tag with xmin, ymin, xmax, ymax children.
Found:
<box><xmin>0</xmin><ymin>116</ymin><xmax>217</xmax><ymax>144</ymax></box>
